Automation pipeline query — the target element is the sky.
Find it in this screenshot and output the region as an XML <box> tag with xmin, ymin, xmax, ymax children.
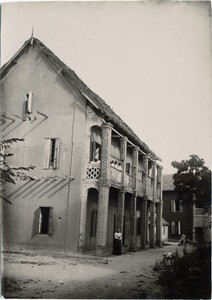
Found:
<box><xmin>1</xmin><ymin>1</ymin><xmax>211</xmax><ymax>174</ymax></box>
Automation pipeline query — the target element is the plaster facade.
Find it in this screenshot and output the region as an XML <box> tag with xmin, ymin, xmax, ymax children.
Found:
<box><xmin>1</xmin><ymin>38</ymin><xmax>163</xmax><ymax>255</ymax></box>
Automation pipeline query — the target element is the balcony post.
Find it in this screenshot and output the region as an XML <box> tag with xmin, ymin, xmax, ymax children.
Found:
<box><xmin>129</xmin><ymin>193</ymin><xmax>137</xmax><ymax>251</ymax></box>
<box><xmin>133</xmin><ymin>146</ymin><xmax>139</xmax><ymax>192</ymax></box>
<box><xmin>117</xmin><ymin>189</ymin><xmax>125</xmax><ymax>234</ymax></box>
<box><xmin>96</xmin><ymin>122</ymin><xmax>113</xmax><ymax>255</ymax></box>
<box><xmin>152</xmin><ymin>161</ymin><xmax>157</xmax><ymax>199</ymax></box>
<box><xmin>120</xmin><ymin>136</ymin><xmax>127</xmax><ymax>187</ymax></box>
<box><xmin>116</xmin><ymin>136</ymin><xmax>128</xmax><ymax>235</ymax></box>
<box><xmin>143</xmin><ymin>155</ymin><xmax>149</xmax><ymax>196</ymax></box>
<box><xmin>157</xmin><ymin>165</ymin><xmax>163</xmax><ymax>200</ymax></box>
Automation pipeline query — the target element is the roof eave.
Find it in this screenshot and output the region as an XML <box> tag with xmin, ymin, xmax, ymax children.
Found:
<box><xmin>1</xmin><ymin>37</ymin><xmax>162</xmax><ymax>161</ymax></box>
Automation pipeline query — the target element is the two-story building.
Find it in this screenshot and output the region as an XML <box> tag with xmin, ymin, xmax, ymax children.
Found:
<box><xmin>163</xmin><ymin>174</ymin><xmax>211</xmax><ymax>242</ymax></box>
<box><xmin>1</xmin><ymin>37</ymin><xmax>163</xmax><ymax>255</ymax></box>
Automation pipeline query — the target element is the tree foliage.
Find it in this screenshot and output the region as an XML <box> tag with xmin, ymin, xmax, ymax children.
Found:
<box><xmin>171</xmin><ymin>154</ymin><xmax>211</xmax><ymax>208</ymax></box>
<box><xmin>0</xmin><ymin>138</ymin><xmax>35</xmax><ymax>204</ymax></box>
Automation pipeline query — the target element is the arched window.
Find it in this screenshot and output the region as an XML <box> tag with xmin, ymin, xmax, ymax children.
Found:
<box><xmin>90</xmin><ymin>126</ymin><xmax>101</xmax><ymax>162</ymax></box>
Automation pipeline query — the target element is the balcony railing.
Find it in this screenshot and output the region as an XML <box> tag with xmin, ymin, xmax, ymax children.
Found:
<box><xmin>147</xmin><ymin>185</ymin><xmax>154</xmax><ymax>198</ymax></box>
<box><xmin>125</xmin><ymin>174</ymin><xmax>134</xmax><ymax>189</ymax></box>
<box><xmin>110</xmin><ymin>166</ymin><xmax>122</xmax><ymax>184</ymax></box>
<box><xmin>137</xmin><ymin>179</ymin><xmax>145</xmax><ymax>195</ymax></box>
<box><xmin>86</xmin><ymin>161</ymin><xmax>100</xmax><ymax>180</ymax></box>
<box><xmin>86</xmin><ymin>161</ymin><xmax>161</xmax><ymax>200</ymax></box>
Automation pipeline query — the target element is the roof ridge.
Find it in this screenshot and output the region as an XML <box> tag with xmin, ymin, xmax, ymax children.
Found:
<box><xmin>1</xmin><ymin>37</ymin><xmax>161</xmax><ymax>161</ymax></box>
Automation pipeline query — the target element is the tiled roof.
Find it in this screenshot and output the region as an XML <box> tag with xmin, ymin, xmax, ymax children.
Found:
<box><xmin>1</xmin><ymin>37</ymin><xmax>161</xmax><ymax>161</ymax></box>
<box><xmin>162</xmin><ymin>218</ymin><xmax>169</xmax><ymax>226</ymax></box>
<box><xmin>163</xmin><ymin>174</ymin><xmax>174</xmax><ymax>191</ymax></box>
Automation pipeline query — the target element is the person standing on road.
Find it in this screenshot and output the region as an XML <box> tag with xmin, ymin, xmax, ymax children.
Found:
<box><xmin>113</xmin><ymin>228</ymin><xmax>122</xmax><ymax>255</ymax></box>
<box><xmin>178</xmin><ymin>234</ymin><xmax>186</xmax><ymax>246</ymax></box>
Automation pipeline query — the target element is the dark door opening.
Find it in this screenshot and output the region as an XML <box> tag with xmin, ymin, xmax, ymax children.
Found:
<box><xmin>39</xmin><ymin>207</ymin><xmax>50</xmax><ymax>234</ymax></box>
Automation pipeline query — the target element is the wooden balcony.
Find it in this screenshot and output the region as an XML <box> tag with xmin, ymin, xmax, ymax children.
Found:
<box><xmin>125</xmin><ymin>174</ymin><xmax>134</xmax><ymax>190</ymax></box>
<box><xmin>147</xmin><ymin>184</ymin><xmax>154</xmax><ymax>199</ymax></box>
<box><xmin>137</xmin><ymin>179</ymin><xmax>145</xmax><ymax>195</ymax></box>
<box><xmin>110</xmin><ymin>166</ymin><xmax>122</xmax><ymax>185</ymax></box>
<box><xmin>86</xmin><ymin>160</ymin><xmax>161</xmax><ymax>201</ymax></box>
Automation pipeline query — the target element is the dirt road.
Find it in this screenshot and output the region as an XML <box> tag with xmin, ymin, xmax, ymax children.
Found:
<box><xmin>2</xmin><ymin>242</ymin><xmax>183</xmax><ymax>299</ymax></box>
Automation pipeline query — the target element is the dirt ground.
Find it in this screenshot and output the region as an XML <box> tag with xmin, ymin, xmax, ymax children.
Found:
<box><xmin>1</xmin><ymin>242</ymin><xmax>188</xmax><ymax>299</ymax></box>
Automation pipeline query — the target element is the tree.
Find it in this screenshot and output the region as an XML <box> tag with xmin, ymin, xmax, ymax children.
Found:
<box><xmin>0</xmin><ymin>138</ymin><xmax>35</xmax><ymax>204</ymax></box>
<box><xmin>171</xmin><ymin>155</ymin><xmax>211</xmax><ymax>209</ymax></box>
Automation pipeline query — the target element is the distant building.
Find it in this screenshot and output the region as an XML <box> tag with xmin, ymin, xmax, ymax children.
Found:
<box><xmin>1</xmin><ymin>37</ymin><xmax>163</xmax><ymax>255</ymax></box>
<box><xmin>163</xmin><ymin>174</ymin><xmax>211</xmax><ymax>242</ymax></box>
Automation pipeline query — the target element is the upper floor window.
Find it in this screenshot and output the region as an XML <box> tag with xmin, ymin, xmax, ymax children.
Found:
<box><xmin>171</xmin><ymin>200</ymin><xmax>183</xmax><ymax>212</ymax></box>
<box><xmin>126</xmin><ymin>163</ymin><xmax>131</xmax><ymax>175</ymax></box>
<box><xmin>24</xmin><ymin>91</ymin><xmax>33</xmax><ymax>115</ymax></box>
<box><xmin>91</xmin><ymin>142</ymin><xmax>101</xmax><ymax>162</ymax></box>
<box><xmin>42</xmin><ymin>138</ymin><xmax>60</xmax><ymax>169</ymax></box>
<box><xmin>90</xmin><ymin>126</ymin><xmax>101</xmax><ymax>162</ymax></box>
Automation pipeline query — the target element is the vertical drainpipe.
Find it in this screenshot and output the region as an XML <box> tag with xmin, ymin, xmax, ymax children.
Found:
<box><xmin>64</xmin><ymin>104</ymin><xmax>76</xmax><ymax>252</ymax></box>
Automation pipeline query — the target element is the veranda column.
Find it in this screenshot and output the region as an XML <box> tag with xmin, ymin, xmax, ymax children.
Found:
<box><xmin>150</xmin><ymin>201</ymin><xmax>156</xmax><ymax>248</ymax></box>
<box><xmin>129</xmin><ymin>193</ymin><xmax>137</xmax><ymax>251</ymax></box>
<box><xmin>96</xmin><ymin>123</ymin><xmax>113</xmax><ymax>255</ymax></box>
<box><xmin>143</xmin><ymin>155</ymin><xmax>149</xmax><ymax>196</ymax></box>
<box><xmin>141</xmin><ymin>196</ymin><xmax>148</xmax><ymax>249</ymax></box>
<box><xmin>116</xmin><ymin>137</ymin><xmax>127</xmax><ymax>232</ymax></box>
<box><xmin>157</xmin><ymin>166</ymin><xmax>163</xmax><ymax>201</ymax></box>
<box><xmin>129</xmin><ymin>146</ymin><xmax>139</xmax><ymax>251</ymax></box>
<box><xmin>141</xmin><ymin>155</ymin><xmax>149</xmax><ymax>249</ymax></box>
<box><xmin>156</xmin><ymin>202</ymin><xmax>163</xmax><ymax>246</ymax></box>
<box><xmin>152</xmin><ymin>161</ymin><xmax>157</xmax><ymax>199</ymax></box>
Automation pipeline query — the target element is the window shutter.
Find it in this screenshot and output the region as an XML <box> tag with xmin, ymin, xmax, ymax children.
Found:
<box><xmin>126</xmin><ymin>163</ymin><xmax>131</xmax><ymax>174</ymax></box>
<box><xmin>90</xmin><ymin>138</ymin><xmax>93</xmax><ymax>161</ymax></box>
<box><xmin>28</xmin><ymin>91</ymin><xmax>33</xmax><ymax>114</ymax></box>
<box><xmin>42</xmin><ymin>138</ymin><xmax>51</xmax><ymax>169</ymax></box>
<box><xmin>171</xmin><ymin>221</ymin><xmax>175</xmax><ymax>234</ymax></box>
<box><xmin>53</xmin><ymin>138</ymin><xmax>60</xmax><ymax>169</ymax></box>
<box><xmin>171</xmin><ymin>200</ymin><xmax>176</xmax><ymax>212</ymax></box>
<box><xmin>48</xmin><ymin>207</ymin><xmax>54</xmax><ymax>235</ymax></box>
<box><xmin>31</xmin><ymin>208</ymin><xmax>40</xmax><ymax>238</ymax></box>
<box><xmin>24</xmin><ymin>100</ymin><xmax>28</xmax><ymax>115</ymax></box>
<box><xmin>94</xmin><ymin>146</ymin><xmax>100</xmax><ymax>161</ymax></box>
<box><xmin>92</xmin><ymin>142</ymin><xmax>97</xmax><ymax>161</ymax></box>
<box><xmin>178</xmin><ymin>222</ymin><xmax>181</xmax><ymax>235</ymax></box>
<box><xmin>179</xmin><ymin>200</ymin><xmax>183</xmax><ymax>212</ymax></box>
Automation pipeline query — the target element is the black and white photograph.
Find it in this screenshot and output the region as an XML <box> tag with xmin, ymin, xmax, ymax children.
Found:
<box><xmin>0</xmin><ymin>1</ymin><xmax>211</xmax><ymax>299</ymax></box>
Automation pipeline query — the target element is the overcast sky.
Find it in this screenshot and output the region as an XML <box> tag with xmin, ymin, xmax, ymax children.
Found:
<box><xmin>1</xmin><ymin>1</ymin><xmax>211</xmax><ymax>174</ymax></box>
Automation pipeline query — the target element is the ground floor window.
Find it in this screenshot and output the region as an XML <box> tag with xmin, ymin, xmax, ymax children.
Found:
<box><xmin>32</xmin><ymin>207</ymin><xmax>53</xmax><ymax>237</ymax></box>
<box><xmin>171</xmin><ymin>221</ymin><xmax>181</xmax><ymax>235</ymax></box>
